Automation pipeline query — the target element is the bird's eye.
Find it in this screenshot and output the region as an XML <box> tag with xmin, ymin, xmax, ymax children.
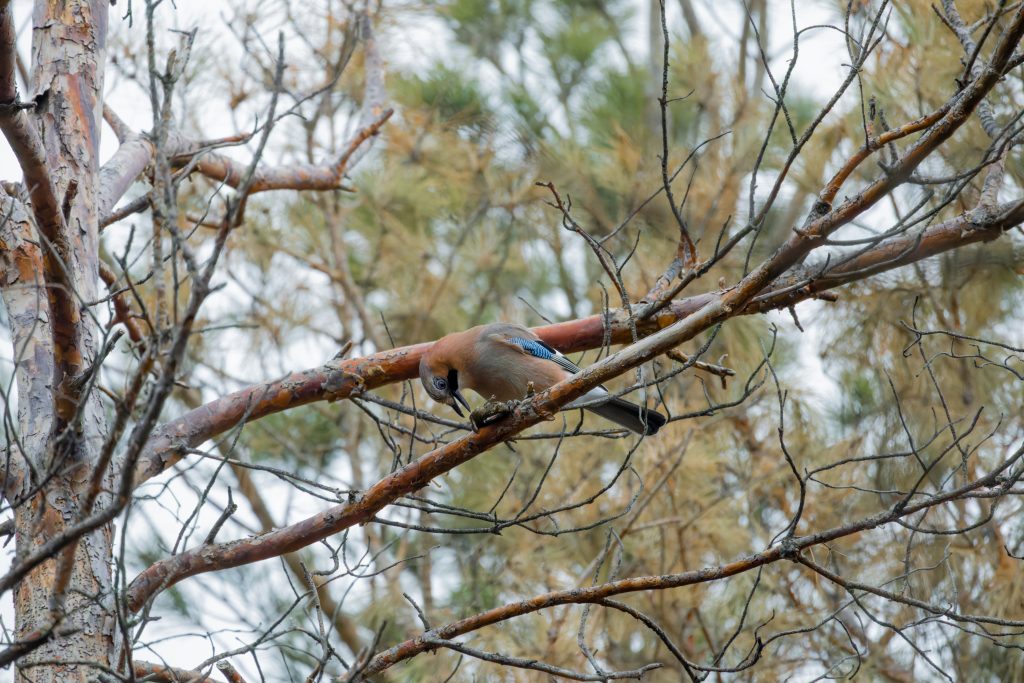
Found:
<box><xmin>433</xmin><ymin>377</ymin><xmax>447</xmax><ymax>391</ymax></box>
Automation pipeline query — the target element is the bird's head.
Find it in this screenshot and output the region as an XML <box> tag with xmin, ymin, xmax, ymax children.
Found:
<box><xmin>419</xmin><ymin>346</ymin><xmax>471</xmax><ymax>418</ymax></box>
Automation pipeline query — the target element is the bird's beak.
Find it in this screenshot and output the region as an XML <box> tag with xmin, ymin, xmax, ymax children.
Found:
<box><xmin>450</xmin><ymin>390</ymin><xmax>471</xmax><ymax>418</ymax></box>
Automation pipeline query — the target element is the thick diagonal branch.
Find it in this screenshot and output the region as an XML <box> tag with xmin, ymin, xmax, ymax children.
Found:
<box><xmin>123</xmin><ymin>5</ymin><xmax>1024</xmax><ymax>612</ymax></box>
<box><xmin>123</xmin><ymin>190</ymin><xmax>1024</xmax><ymax>611</ymax></box>
<box><xmin>132</xmin><ymin>193</ymin><xmax>1024</xmax><ymax>491</ymax></box>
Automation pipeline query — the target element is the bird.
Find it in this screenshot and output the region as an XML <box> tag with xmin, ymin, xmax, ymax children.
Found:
<box><xmin>419</xmin><ymin>322</ymin><xmax>667</xmax><ymax>435</ymax></box>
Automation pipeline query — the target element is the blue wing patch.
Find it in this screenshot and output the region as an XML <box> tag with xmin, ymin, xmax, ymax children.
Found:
<box><xmin>508</xmin><ymin>337</ymin><xmax>555</xmax><ymax>360</ymax></box>
<box><xmin>507</xmin><ymin>337</ymin><xmax>582</xmax><ymax>375</ymax></box>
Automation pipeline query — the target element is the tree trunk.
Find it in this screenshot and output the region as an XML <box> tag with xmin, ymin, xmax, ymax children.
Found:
<box><xmin>14</xmin><ymin>501</ymin><xmax>114</xmax><ymax>682</ymax></box>
<box><xmin>10</xmin><ymin>1</ymin><xmax>112</xmax><ymax>680</ymax></box>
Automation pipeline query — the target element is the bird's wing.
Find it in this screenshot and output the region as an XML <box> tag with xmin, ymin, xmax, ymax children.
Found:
<box><xmin>501</xmin><ymin>335</ymin><xmax>583</xmax><ymax>375</ymax></box>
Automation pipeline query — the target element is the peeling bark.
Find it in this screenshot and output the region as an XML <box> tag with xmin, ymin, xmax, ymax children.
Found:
<box><xmin>9</xmin><ymin>2</ymin><xmax>113</xmax><ymax>681</ymax></box>
<box><xmin>0</xmin><ymin>196</ymin><xmax>49</xmax><ymax>503</ymax></box>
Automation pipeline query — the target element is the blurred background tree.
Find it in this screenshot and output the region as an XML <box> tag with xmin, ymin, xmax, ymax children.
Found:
<box><xmin>2</xmin><ymin>0</ymin><xmax>1022</xmax><ymax>681</ymax></box>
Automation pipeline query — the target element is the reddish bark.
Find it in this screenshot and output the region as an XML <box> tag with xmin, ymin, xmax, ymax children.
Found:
<box><xmin>123</xmin><ymin>4</ymin><xmax>1024</xmax><ymax>604</ymax></box>
<box><xmin>7</xmin><ymin>2</ymin><xmax>114</xmax><ymax>681</ymax></box>
<box><xmin>130</xmin><ymin>295</ymin><xmax>714</xmax><ymax>486</ymax></box>
<box><xmin>355</xmin><ymin>443</ymin><xmax>1024</xmax><ymax>678</ymax></box>
<box><xmin>132</xmin><ymin>3</ymin><xmax>1024</xmax><ymax>496</ymax></box>
<box><xmin>124</xmin><ymin>194</ymin><xmax>1024</xmax><ymax>613</ymax></box>
<box><xmin>133</xmin><ymin>192</ymin><xmax>1024</xmax><ymax>490</ymax></box>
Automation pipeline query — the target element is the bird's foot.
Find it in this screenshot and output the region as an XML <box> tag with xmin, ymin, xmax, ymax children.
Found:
<box><xmin>470</xmin><ymin>397</ymin><xmax>518</xmax><ymax>431</ymax></box>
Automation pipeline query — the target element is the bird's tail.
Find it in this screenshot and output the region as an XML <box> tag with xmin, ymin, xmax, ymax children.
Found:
<box><xmin>586</xmin><ymin>397</ymin><xmax>667</xmax><ymax>436</ymax></box>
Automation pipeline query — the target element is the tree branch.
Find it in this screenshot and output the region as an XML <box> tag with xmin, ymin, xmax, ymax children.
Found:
<box><xmin>122</xmin><ymin>2</ymin><xmax>1024</xmax><ymax>627</ymax></box>
<box><xmin>349</xmin><ymin>441</ymin><xmax>1024</xmax><ymax>679</ymax></box>
<box><xmin>131</xmin><ymin>194</ymin><xmax>1024</xmax><ymax>490</ymax></box>
<box><xmin>172</xmin><ymin>107</ymin><xmax>392</xmax><ymax>194</ymax></box>
<box><xmin>133</xmin><ymin>660</ymin><xmax>220</xmax><ymax>682</ymax></box>
<box><xmin>124</xmin><ymin>188</ymin><xmax>1024</xmax><ymax>611</ymax></box>
<box><xmin>97</xmin><ymin>14</ymin><xmax>391</xmax><ymax>223</ymax></box>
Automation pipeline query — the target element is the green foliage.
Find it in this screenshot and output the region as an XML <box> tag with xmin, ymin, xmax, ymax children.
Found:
<box><xmin>581</xmin><ymin>66</ymin><xmax>649</xmax><ymax>146</ymax></box>
<box><xmin>835</xmin><ymin>369</ymin><xmax>881</xmax><ymax>428</ymax></box>
<box><xmin>540</xmin><ymin>5</ymin><xmax>614</xmax><ymax>92</ymax></box>
<box><xmin>395</xmin><ymin>64</ymin><xmax>494</xmax><ymax>136</ymax></box>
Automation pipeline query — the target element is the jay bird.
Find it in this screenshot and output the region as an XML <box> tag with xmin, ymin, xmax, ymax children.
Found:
<box><xmin>419</xmin><ymin>322</ymin><xmax>666</xmax><ymax>435</ymax></box>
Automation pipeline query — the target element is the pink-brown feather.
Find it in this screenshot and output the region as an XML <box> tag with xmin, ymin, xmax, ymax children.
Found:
<box><xmin>421</xmin><ymin>323</ymin><xmax>569</xmax><ymax>402</ymax></box>
<box><xmin>420</xmin><ymin>322</ymin><xmax>666</xmax><ymax>435</ymax></box>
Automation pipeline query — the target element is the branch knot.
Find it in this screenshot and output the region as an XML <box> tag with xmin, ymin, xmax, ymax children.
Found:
<box><xmin>778</xmin><ymin>536</ymin><xmax>801</xmax><ymax>560</ymax></box>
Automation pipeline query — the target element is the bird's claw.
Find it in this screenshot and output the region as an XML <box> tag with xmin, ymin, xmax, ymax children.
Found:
<box><xmin>470</xmin><ymin>397</ymin><xmax>518</xmax><ymax>431</ymax></box>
